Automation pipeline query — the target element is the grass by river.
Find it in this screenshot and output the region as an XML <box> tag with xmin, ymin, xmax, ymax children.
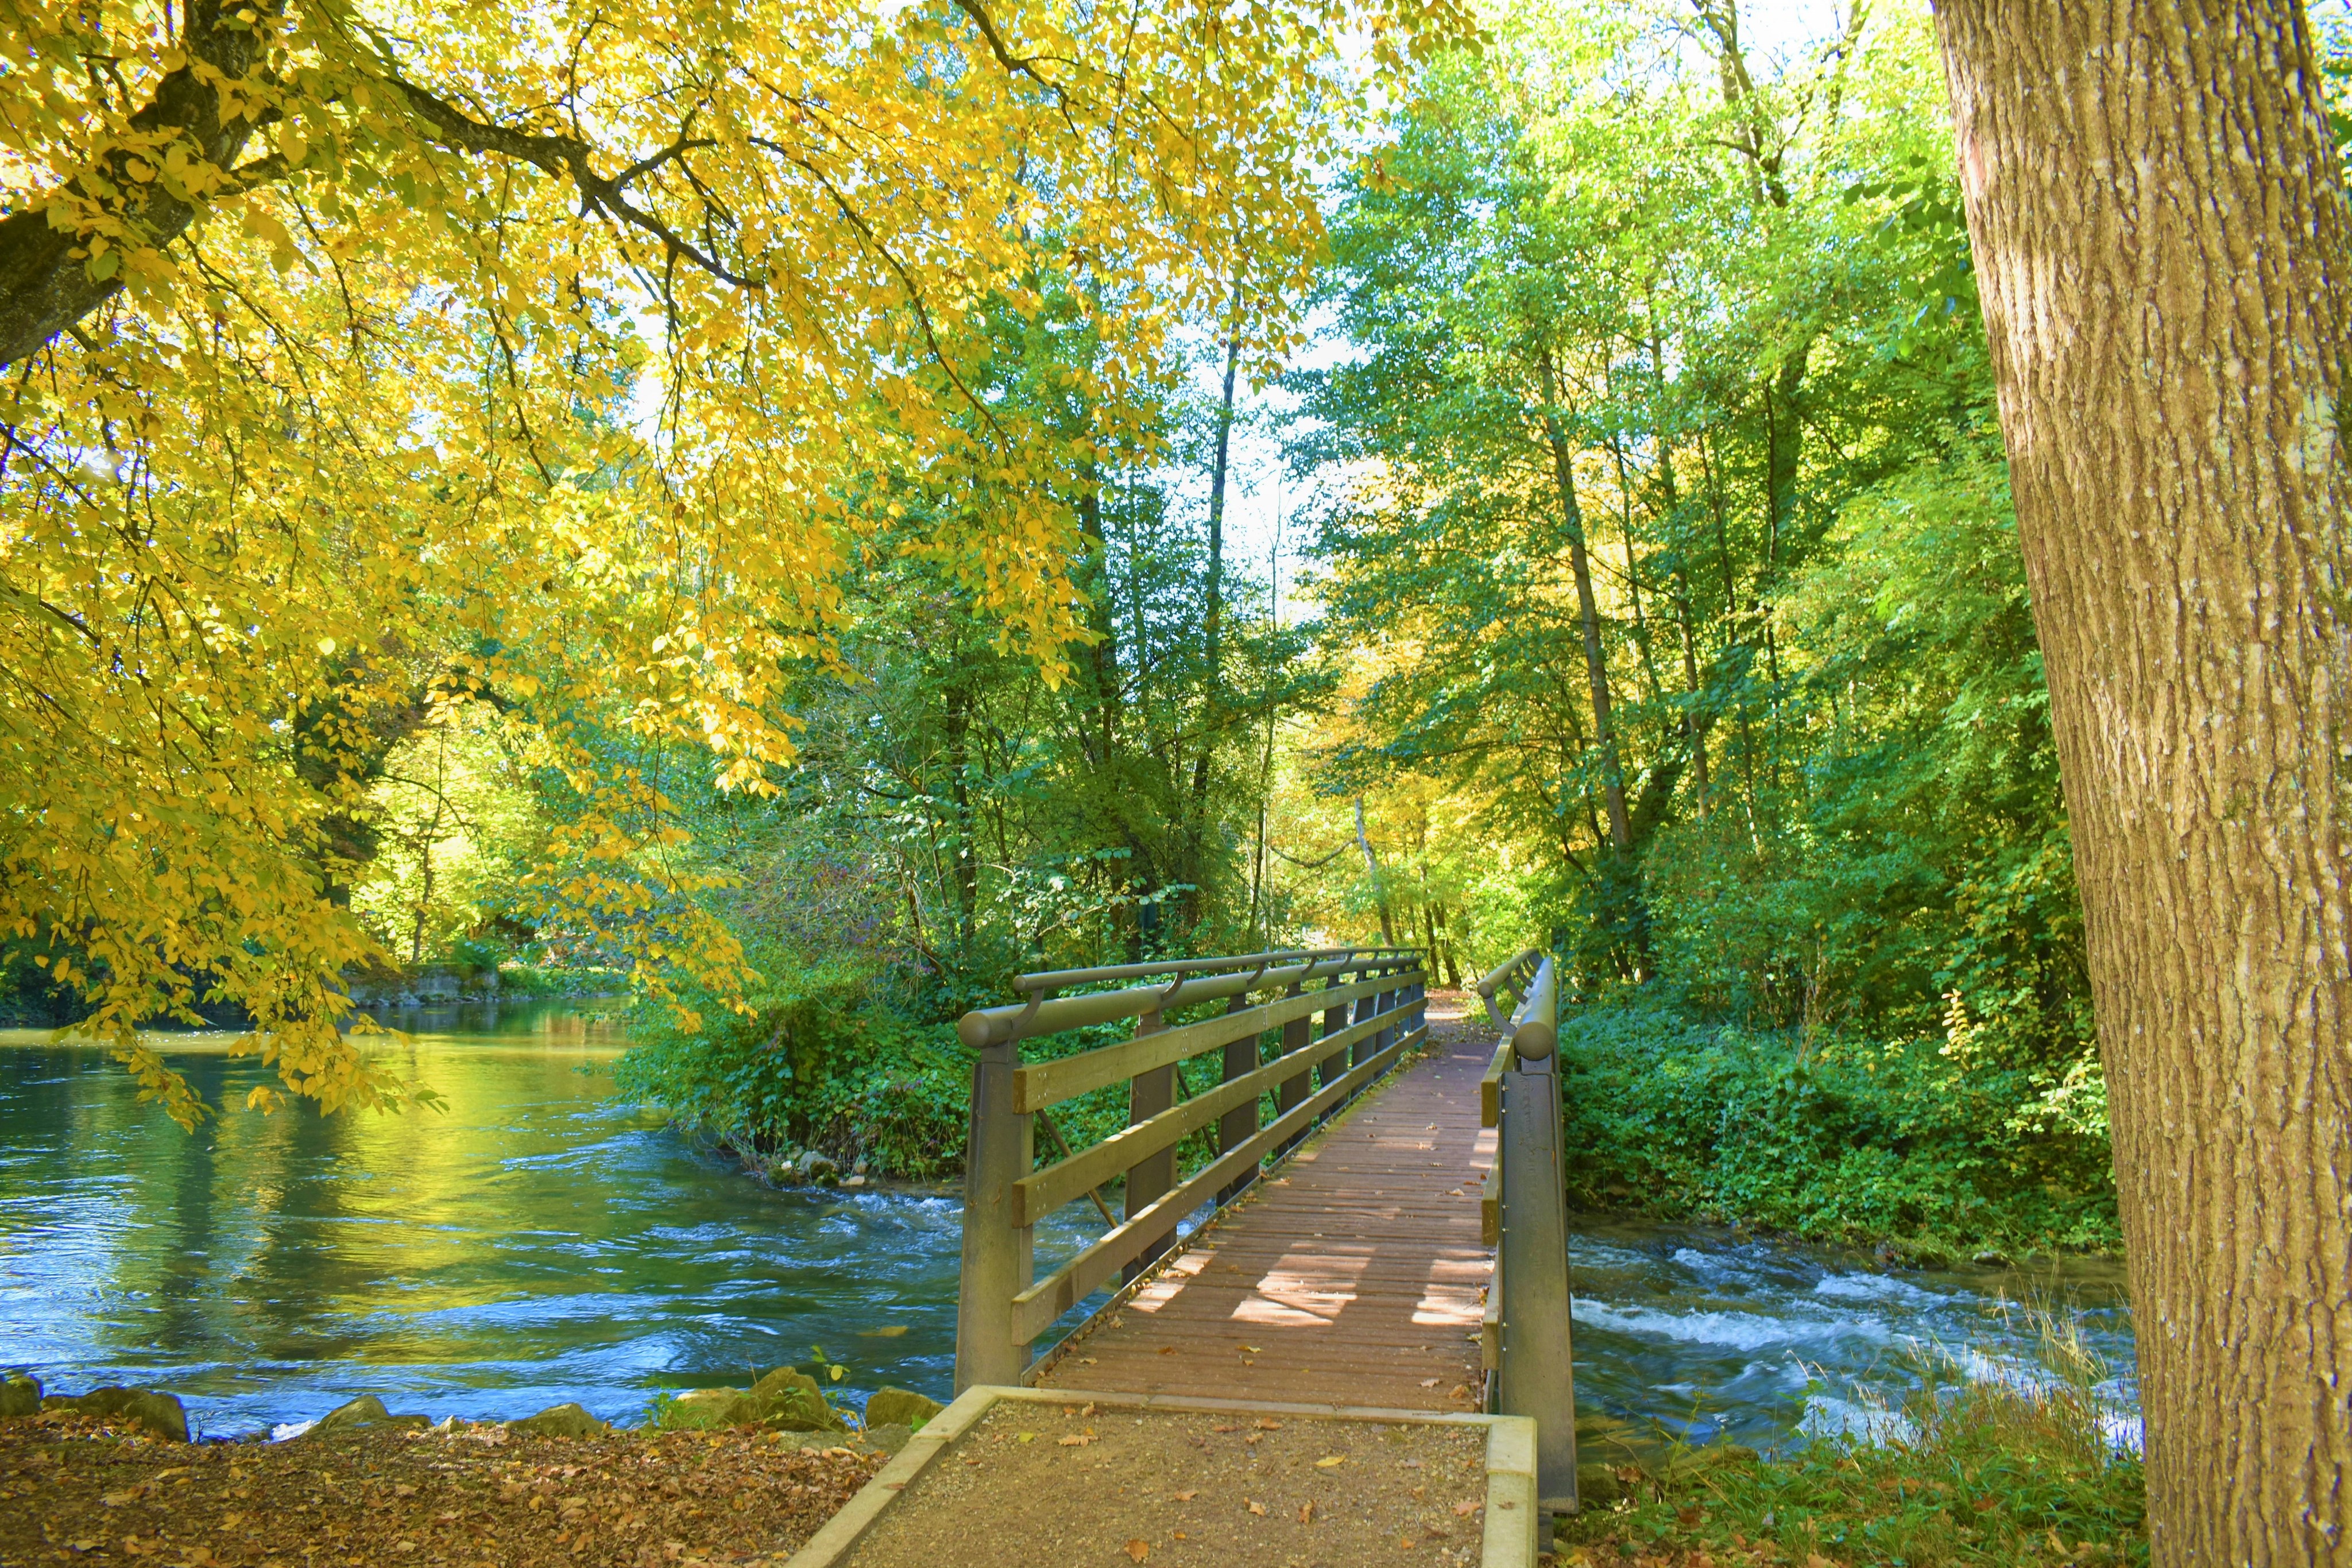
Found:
<box><xmin>1561</xmin><ymin>1310</ymin><xmax>2144</xmax><ymax>1566</ymax></box>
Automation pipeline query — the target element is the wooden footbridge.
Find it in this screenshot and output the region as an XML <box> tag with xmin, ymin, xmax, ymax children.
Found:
<box><xmin>949</xmin><ymin>944</ymin><xmax>1581</xmax><ymax>1510</ymax></box>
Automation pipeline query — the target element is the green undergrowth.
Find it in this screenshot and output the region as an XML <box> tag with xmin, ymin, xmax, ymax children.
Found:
<box><xmin>1556</xmin><ymin>1004</ymin><xmax>2119</xmax><ymax>1263</ymax></box>
<box><xmin>610</xmin><ymin>953</ymin><xmax>974</xmax><ymax>1179</ymax></box>
<box><xmin>487</xmin><ymin>959</ymin><xmax>622</xmax><ymax>998</ymax></box>
<box><xmin>1560</xmin><ymin>1329</ymin><xmax>2144</xmax><ymax>1567</ymax></box>
<box><xmin>612</xmin><ymin>953</ymin><xmax>1381</xmax><ymax>1183</ymax></box>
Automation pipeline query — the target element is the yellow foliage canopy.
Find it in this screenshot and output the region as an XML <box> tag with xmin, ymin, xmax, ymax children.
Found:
<box><xmin>0</xmin><ymin>0</ymin><xmax>1472</xmax><ymax>1122</ymax></box>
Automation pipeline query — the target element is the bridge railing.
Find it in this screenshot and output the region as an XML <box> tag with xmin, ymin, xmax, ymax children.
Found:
<box><xmin>953</xmin><ymin>946</ymin><xmax>1430</xmax><ymax>1391</ymax></box>
<box><xmin>1475</xmin><ymin>947</ymin><xmax>1579</xmax><ymax>1516</ymax></box>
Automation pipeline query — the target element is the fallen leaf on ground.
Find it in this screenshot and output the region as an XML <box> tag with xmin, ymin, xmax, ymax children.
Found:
<box><xmin>1453</xmin><ymin>1500</ymin><xmax>1478</xmax><ymax>1517</ymax></box>
<box><xmin>1125</xmin><ymin>1539</ymin><xmax>1150</xmax><ymax>1562</ymax></box>
<box><xmin>1157</xmin><ymin>1346</ymin><xmax>1177</xmax><ymax>1356</ymax></box>
<box><xmin>1298</xmin><ymin>1501</ymin><xmax>1315</xmax><ymax>1523</ymax></box>
<box><xmin>1315</xmin><ymin>1455</ymin><xmax>1347</xmax><ymax>1468</ymax></box>
<box><xmin>1254</xmin><ymin>1419</ymin><xmax>1281</xmax><ymax>1430</ymax></box>
<box><xmin>1212</xmin><ymin>1424</ymin><xmax>1239</xmax><ymax>1433</ymax></box>
<box><xmin>1173</xmin><ymin>1490</ymin><xmax>1197</xmax><ymax>1501</ymax></box>
<box><xmin>1241</xmin><ymin>1346</ymin><xmax>1261</xmax><ymax>1354</ymax></box>
<box><xmin>1418</xmin><ymin>1377</ymin><xmax>1441</xmax><ymax>1388</ymax></box>
<box><xmin>1247</xmin><ymin>1501</ymin><xmax>1267</xmax><ymax>1516</ymax></box>
<box><xmin>1057</xmin><ymin>1435</ymin><xmax>1092</xmax><ymax>1447</ymax></box>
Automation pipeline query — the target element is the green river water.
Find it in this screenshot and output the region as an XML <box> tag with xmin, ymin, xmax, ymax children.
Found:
<box><xmin>0</xmin><ymin>1005</ymin><xmax>2137</xmax><ymax>1450</ymax></box>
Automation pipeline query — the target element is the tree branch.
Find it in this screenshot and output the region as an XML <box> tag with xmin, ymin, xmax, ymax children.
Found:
<box><xmin>0</xmin><ymin>0</ymin><xmax>280</xmax><ymax>367</ymax></box>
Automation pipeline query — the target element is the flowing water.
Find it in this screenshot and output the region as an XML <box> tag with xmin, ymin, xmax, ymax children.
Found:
<box><xmin>0</xmin><ymin>1008</ymin><xmax>2136</xmax><ymax>1449</ymax></box>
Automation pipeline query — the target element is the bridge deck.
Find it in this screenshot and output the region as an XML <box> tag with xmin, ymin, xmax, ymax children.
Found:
<box><xmin>1034</xmin><ymin>1000</ymin><xmax>1494</xmax><ymax>1411</ymax></box>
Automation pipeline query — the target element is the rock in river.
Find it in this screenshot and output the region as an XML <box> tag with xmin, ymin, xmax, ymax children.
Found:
<box><xmin>749</xmin><ymin>1368</ymin><xmax>846</xmax><ymax>1433</ymax></box>
<box><xmin>861</xmin><ymin>1387</ymin><xmax>943</xmax><ymax>1430</ymax></box>
<box><xmin>508</xmin><ymin>1402</ymin><xmax>609</xmax><ymax>1438</ymax></box>
<box><xmin>44</xmin><ymin>1386</ymin><xmax>188</xmax><ymax>1443</ymax></box>
<box><xmin>662</xmin><ymin>1387</ymin><xmax>753</xmax><ymax>1431</ymax></box>
<box><xmin>1</xmin><ymin>1373</ymin><xmax>40</xmax><ymax>1420</ymax></box>
<box><xmin>303</xmin><ymin>1394</ymin><xmax>429</xmax><ymax>1438</ymax></box>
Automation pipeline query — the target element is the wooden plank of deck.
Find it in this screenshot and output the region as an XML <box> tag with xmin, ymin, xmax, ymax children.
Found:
<box><xmin>1034</xmin><ymin>998</ymin><xmax>1496</xmax><ymax>1412</ymax></box>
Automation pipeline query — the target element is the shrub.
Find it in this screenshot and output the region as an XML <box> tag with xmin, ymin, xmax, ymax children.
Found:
<box><xmin>1558</xmin><ymin>1004</ymin><xmax>2118</xmax><ymax>1260</ymax></box>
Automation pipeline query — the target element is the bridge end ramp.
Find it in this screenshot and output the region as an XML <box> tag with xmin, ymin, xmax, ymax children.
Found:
<box><xmin>784</xmin><ymin>1386</ymin><xmax>1545</xmax><ymax>1568</ymax></box>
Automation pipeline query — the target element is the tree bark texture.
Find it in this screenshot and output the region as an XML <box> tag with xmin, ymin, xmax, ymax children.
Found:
<box><xmin>1935</xmin><ymin>5</ymin><xmax>2350</xmax><ymax>1561</ymax></box>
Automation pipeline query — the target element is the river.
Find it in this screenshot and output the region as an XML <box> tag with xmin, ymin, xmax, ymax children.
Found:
<box><xmin>0</xmin><ymin>1006</ymin><xmax>2137</xmax><ymax>1450</ymax></box>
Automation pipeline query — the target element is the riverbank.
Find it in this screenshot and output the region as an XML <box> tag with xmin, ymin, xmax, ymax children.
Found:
<box><xmin>1556</xmin><ymin>1375</ymin><xmax>2146</xmax><ymax>1566</ymax></box>
<box><xmin>1556</xmin><ymin>1004</ymin><xmax>2121</xmax><ymax>1266</ymax></box>
<box><xmin>1</xmin><ymin>1381</ymin><xmax>2145</xmax><ymax>1568</ymax></box>
<box><xmin>628</xmin><ymin>992</ymin><xmax>2123</xmax><ymax>1269</ymax></box>
<box><xmin>1</xmin><ymin>1403</ymin><xmax>883</xmax><ymax>1566</ymax></box>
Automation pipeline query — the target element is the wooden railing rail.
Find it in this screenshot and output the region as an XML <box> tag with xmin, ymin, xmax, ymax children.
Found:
<box><xmin>1477</xmin><ymin>950</ymin><xmax>1579</xmax><ymax>1517</ymax></box>
<box><xmin>954</xmin><ymin>946</ymin><xmax>1429</xmax><ymax>1391</ymax></box>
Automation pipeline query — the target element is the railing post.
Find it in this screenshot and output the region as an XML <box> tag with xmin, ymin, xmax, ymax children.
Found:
<box><xmin>1275</xmin><ymin>976</ymin><xmax>1313</xmax><ymax>1121</ymax></box>
<box><xmin>1498</xmin><ymin>962</ymin><xmax>1578</xmax><ymax>1517</ymax></box>
<box><xmin>956</xmin><ymin>1037</ymin><xmax>1033</xmax><ymax>1392</ymax></box>
<box><xmin>1352</xmin><ymin>973</ymin><xmax>1382</xmax><ymax>1070</ymax></box>
<box><xmin>1320</xmin><ymin>973</ymin><xmax>1353</xmax><ymax>1090</ymax></box>
<box><xmin>1123</xmin><ymin>1009</ymin><xmax>1178</xmax><ymax>1281</ymax></box>
<box><xmin>1216</xmin><ymin>990</ymin><xmax>1262</xmax><ymax>1203</ymax></box>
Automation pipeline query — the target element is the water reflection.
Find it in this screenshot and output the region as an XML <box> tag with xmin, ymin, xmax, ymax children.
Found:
<box><xmin>0</xmin><ymin>1006</ymin><xmax>1079</xmax><ymax>1437</ymax></box>
<box><xmin>0</xmin><ymin>1010</ymin><xmax>2135</xmax><ymax>1450</ymax></box>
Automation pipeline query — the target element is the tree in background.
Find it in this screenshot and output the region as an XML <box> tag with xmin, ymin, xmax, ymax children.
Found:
<box><xmin>1283</xmin><ymin>1</ymin><xmax>2113</xmax><ymax>1253</ymax></box>
<box><xmin>605</xmin><ymin>285</ymin><xmax>1329</xmax><ymax>1169</ymax></box>
<box><xmin>1296</xmin><ymin>3</ymin><xmax>2041</xmax><ymax>1017</ymax></box>
<box><xmin>1935</xmin><ymin>2</ymin><xmax>2349</xmax><ymax>1558</ymax></box>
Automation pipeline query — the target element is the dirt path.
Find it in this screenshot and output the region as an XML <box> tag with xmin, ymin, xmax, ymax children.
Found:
<box><xmin>837</xmin><ymin>1399</ymin><xmax>1490</xmax><ymax>1568</ymax></box>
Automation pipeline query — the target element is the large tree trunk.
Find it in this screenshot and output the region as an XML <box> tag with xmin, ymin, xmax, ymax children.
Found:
<box><xmin>1934</xmin><ymin>5</ymin><xmax>2351</xmax><ymax>1561</ymax></box>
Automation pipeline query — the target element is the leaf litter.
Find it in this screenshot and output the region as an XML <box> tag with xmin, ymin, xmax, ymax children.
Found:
<box><xmin>1</xmin><ymin>1406</ymin><xmax>885</xmax><ymax>1566</ymax></box>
